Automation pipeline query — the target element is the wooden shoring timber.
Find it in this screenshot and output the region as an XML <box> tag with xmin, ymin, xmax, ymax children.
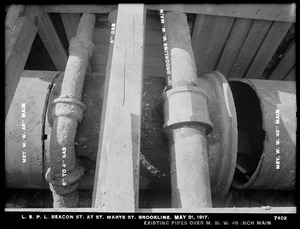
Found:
<box><xmin>245</xmin><ymin>21</ymin><xmax>292</xmax><ymax>79</ymax></box>
<box><xmin>192</xmin><ymin>14</ymin><xmax>235</xmax><ymax>77</ymax></box>
<box><xmin>43</xmin><ymin>5</ymin><xmax>115</xmax><ymax>13</ymax></box>
<box><xmin>5</xmin><ymin>6</ymin><xmax>43</xmax><ymax>118</ymax></box>
<box><xmin>5</xmin><ymin>5</ymin><xmax>25</xmax><ymax>49</ymax></box>
<box><xmin>147</xmin><ymin>4</ymin><xmax>296</xmax><ymax>22</ymax></box>
<box><xmin>92</xmin><ymin>4</ymin><xmax>146</xmax><ymax>211</ymax></box>
<box><xmin>61</xmin><ymin>13</ymin><xmax>93</xmax><ymax>72</ymax></box>
<box><xmin>283</xmin><ymin>65</ymin><xmax>295</xmax><ymax>81</ymax></box>
<box><xmin>38</xmin><ymin>12</ymin><xmax>68</xmax><ymax>71</ymax></box>
<box><xmin>269</xmin><ymin>42</ymin><xmax>295</xmax><ymax>81</ymax></box>
<box><xmin>228</xmin><ymin>19</ymin><xmax>272</xmax><ymax>78</ymax></box>
<box><xmin>215</xmin><ymin>18</ymin><xmax>253</xmax><ymax>78</ymax></box>
<box><xmin>42</xmin><ymin>4</ymin><xmax>296</xmax><ymax>22</ymax></box>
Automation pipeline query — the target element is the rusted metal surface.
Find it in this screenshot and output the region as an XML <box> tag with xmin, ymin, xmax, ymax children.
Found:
<box><xmin>46</xmin><ymin>13</ymin><xmax>96</xmax><ymax>208</ymax></box>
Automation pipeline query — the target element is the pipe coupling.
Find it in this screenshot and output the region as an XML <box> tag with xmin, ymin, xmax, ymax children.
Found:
<box><xmin>45</xmin><ymin>164</ymin><xmax>84</xmax><ymax>195</ymax></box>
<box><xmin>69</xmin><ymin>36</ymin><xmax>95</xmax><ymax>59</ymax></box>
<box><xmin>52</xmin><ymin>97</ymin><xmax>86</xmax><ymax>122</ymax></box>
<box><xmin>163</xmin><ymin>86</ymin><xmax>213</xmax><ymax>134</ymax></box>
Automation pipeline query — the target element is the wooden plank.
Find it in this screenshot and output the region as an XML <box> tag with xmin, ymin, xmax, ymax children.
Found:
<box><xmin>269</xmin><ymin>42</ymin><xmax>295</xmax><ymax>80</ymax></box>
<box><xmin>61</xmin><ymin>13</ymin><xmax>93</xmax><ymax>73</ymax></box>
<box><xmin>144</xmin><ymin>44</ymin><xmax>164</xmax><ymax>57</ymax></box>
<box><xmin>5</xmin><ymin>5</ymin><xmax>25</xmax><ymax>49</ymax></box>
<box><xmin>94</xmin><ymin>42</ymin><xmax>164</xmax><ymax>58</ymax></box>
<box><xmin>192</xmin><ymin>14</ymin><xmax>235</xmax><ymax>77</ymax></box>
<box><xmin>16</xmin><ymin>4</ymin><xmax>297</xmax><ymax>22</ymax></box>
<box><xmin>228</xmin><ymin>19</ymin><xmax>272</xmax><ymax>78</ymax></box>
<box><xmin>93</xmin><ymin>42</ymin><xmax>109</xmax><ymax>54</ymax></box>
<box><xmin>146</xmin><ymin>14</ymin><xmax>161</xmax><ymax>31</ymax></box>
<box><xmin>145</xmin><ymin>30</ymin><xmax>163</xmax><ymax>45</ymax></box>
<box><xmin>245</xmin><ymin>21</ymin><xmax>292</xmax><ymax>79</ymax></box>
<box><xmin>38</xmin><ymin>11</ymin><xmax>68</xmax><ymax>71</ymax></box>
<box><xmin>91</xmin><ymin>64</ymin><xmax>106</xmax><ymax>75</ymax></box>
<box><xmin>5</xmin><ymin>6</ymin><xmax>43</xmax><ymax>118</ymax></box>
<box><xmin>92</xmin><ymin>4</ymin><xmax>146</xmax><ymax>211</ymax></box>
<box><xmin>92</xmin><ymin>54</ymin><xmax>164</xmax><ymax>68</ymax></box>
<box><xmin>283</xmin><ymin>65</ymin><xmax>295</xmax><ymax>81</ymax></box>
<box><xmin>215</xmin><ymin>18</ymin><xmax>253</xmax><ymax>78</ymax></box>
<box><xmin>147</xmin><ymin>4</ymin><xmax>296</xmax><ymax>22</ymax></box>
<box><xmin>92</xmin><ymin>65</ymin><xmax>165</xmax><ymax>77</ymax></box>
<box><xmin>144</xmin><ymin>67</ymin><xmax>164</xmax><ymax>77</ymax></box>
<box><xmin>43</xmin><ymin>5</ymin><xmax>115</xmax><ymax>13</ymax></box>
<box><xmin>93</xmin><ymin>28</ymin><xmax>111</xmax><ymax>42</ymax></box>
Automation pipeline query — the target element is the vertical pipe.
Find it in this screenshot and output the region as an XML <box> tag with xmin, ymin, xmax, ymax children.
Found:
<box><xmin>46</xmin><ymin>14</ymin><xmax>95</xmax><ymax>208</ymax></box>
<box><xmin>163</xmin><ymin>12</ymin><xmax>212</xmax><ymax>208</ymax></box>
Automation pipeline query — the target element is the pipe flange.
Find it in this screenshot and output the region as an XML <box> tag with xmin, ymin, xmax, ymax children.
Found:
<box><xmin>197</xmin><ymin>71</ymin><xmax>238</xmax><ymax>197</ymax></box>
<box><xmin>53</xmin><ymin>97</ymin><xmax>87</xmax><ymax>122</ymax></box>
<box><xmin>53</xmin><ymin>97</ymin><xmax>87</xmax><ymax>111</ymax></box>
<box><xmin>163</xmin><ymin>86</ymin><xmax>213</xmax><ymax>134</ymax></box>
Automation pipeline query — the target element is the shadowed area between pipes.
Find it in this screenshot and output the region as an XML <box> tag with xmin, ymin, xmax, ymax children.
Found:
<box><xmin>45</xmin><ymin>13</ymin><xmax>96</xmax><ymax>208</ymax></box>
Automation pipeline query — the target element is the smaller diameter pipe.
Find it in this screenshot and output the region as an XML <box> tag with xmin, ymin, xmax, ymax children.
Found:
<box><xmin>46</xmin><ymin>14</ymin><xmax>95</xmax><ymax>208</ymax></box>
<box><xmin>169</xmin><ymin>125</ymin><xmax>212</xmax><ymax>208</ymax></box>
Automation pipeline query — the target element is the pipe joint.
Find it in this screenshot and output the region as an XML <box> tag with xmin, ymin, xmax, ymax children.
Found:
<box><xmin>163</xmin><ymin>86</ymin><xmax>213</xmax><ymax>134</ymax></box>
<box><xmin>69</xmin><ymin>37</ymin><xmax>95</xmax><ymax>59</ymax></box>
<box><xmin>52</xmin><ymin>97</ymin><xmax>86</xmax><ymax>122</ymax></box>
<box><xmin>45</xmin><ymin>164</ymin><xmax>85</xmax><ymax>195</ymax></box>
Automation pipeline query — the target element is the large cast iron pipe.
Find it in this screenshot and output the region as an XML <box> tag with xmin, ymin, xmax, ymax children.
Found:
<box><xmin>229</xmin><ymin>78</ymin><xmax>296</xmax><ymax>190</ymax></box>
<box><xmin>163</xmin><ymin>12</ymin><xmax>213</xmax><ymax>208</ymax></box>
<box><xmin>45</xmin><ymin>14</ymin><xmax>95</xmax><ymax>208</ymax></box>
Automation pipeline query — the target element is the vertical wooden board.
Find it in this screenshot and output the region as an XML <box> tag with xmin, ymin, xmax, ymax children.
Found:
<box><xmin>144</xmin><ymin>29</ymin><xmax>164</xmax><ymax>45</ymax></box>
<box><xmin>5</xmin><ymin>6</ymin><xmax>43</xmax><ymax>118</ymax></box>
<box><xmin>90</xmin><ymin>54</ymin><xmax>107</xmax><ymax>65</ymax></box>
<box><xmin>144</xmin><ymin>67</ymin><xmax>165</xmax><ymax>77</ymax></box>
<box><xmin>228</xmin><ymin>19</ymin><xmax>272</xmax><ymax>78</ymax></box>
<box><xmin>5</xmin><ymin>17</ymin><xmax>36</xmax><ymax>117</ymax></box>
<box><xmin>92</xmin><ymin>54</ymin><xmax>163</xmax><ymax>68</ymax></box>
<box><xmin>269</xmin><ymin>42</ymin><xmax>295</xmax><ymax>80</ymax></box>
<box><xmin>283</xmin><ymin>65</ymin><xmax>295</xmax><ymax>81</ymax></box>
<box><xmin>93</xmin><ymin>28</ymin><xmax>111</xmax><ymax>42</ymax></box>
<box><xmin>215</xmin><ymin>18</ymin><xmax>253</xmax><ymax>77</ymax></box>
<box><xmin>145</xmin><ymin>13</ymin><xmax>161</xmax><ymax>31</ymax></box>
<box><xmin>147</xmin><ymin>4</ymin><xmax>296</xmax><ymax>23</ymax></box>
<box><xmin>144</xmin><ymin>44</ymin><xmax>164</xmax><ymax>57</ymax></box>
<box><xmin>5</xmin><ymin>5</ymin><xmax>25</xmax><ymax>49</ymax></box>
<box><xmin>91</xmin><ymin>64</ymin><xmax>106</xmax><ymax>75</ymax></box>
<box><xmin>92</xmin><ymin>65</ymin><xmax>165</xmax><ymax>77</ymax></box>
<box><xmin>91</xmin><ymin>42</ymin><xmax>109</xmax><ymax>66</ymax></box>
<box><xmin>143</xmin><ymin>11</ymin><xmax>164</xmax><ymax>78</ymax></box>
<box><xmin>91</xmin><ymin>28</ymin><xmax>110</xmax><ymax>71</ymax></box>
<box><xmin>93</xmin><ymin>42</ymin><xmax>109</xmax><ymax>54</ymax></box>
<box><xmin>245</xmin><ymin>21</ymin><xmax>292</xmax><ymax>79</ymax></box>
<box><xmin>192</xmin><ymin>14</ymin><xmax>234</xmax><ymax>77</ymax></box>
<box><xmin>38</xmin><ymin>12</ymin><xmax>68</xmax><ymax>71</ymax></box>
<box><xmin>92</xmin><ymin>4</ymin><xmax>145</xmax><ymax>211</ymax></box>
